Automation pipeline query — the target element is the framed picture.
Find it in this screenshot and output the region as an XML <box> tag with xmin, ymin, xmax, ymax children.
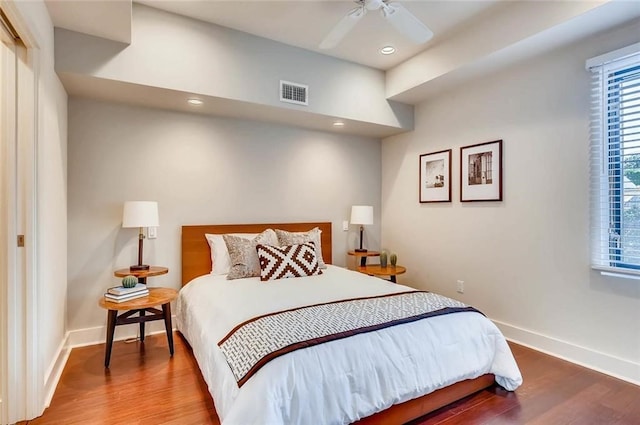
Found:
<box><xmin>460</xmin><ymin>139</ymin><xmax>503</xmax><ymax>202</ymax></box>
<box><xmin>419</xmin><ymin>149</ymin><xmax>452</xmax><ymax>203</ymax></box>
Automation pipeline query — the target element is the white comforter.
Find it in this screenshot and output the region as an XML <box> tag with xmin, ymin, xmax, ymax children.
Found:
<box><xmin>176</xmin><ymin>265</ymin><xmax>522</xmax><ymax>425</ymax></box>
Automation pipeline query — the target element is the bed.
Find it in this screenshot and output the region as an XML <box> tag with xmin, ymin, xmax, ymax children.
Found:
<box><xmin>177</xmin><ymin>222</ymin><xmax>522</xmax><ymax>425</ymax></box>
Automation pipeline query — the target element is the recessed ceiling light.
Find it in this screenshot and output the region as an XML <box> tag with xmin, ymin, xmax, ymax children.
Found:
<box><xmin>380</xmin><ymin>46</ymin><xmax>396</xmax><ymax>55</ymax></box>
<box><xmin>333</xmin><ymin>121</ymin><xmax>345</xmax><ymax>127</ymax></box>
<box><xmin>187</xmin><ymin>98</ymin><xmax>203</xmax><ymax>105</ymax></box>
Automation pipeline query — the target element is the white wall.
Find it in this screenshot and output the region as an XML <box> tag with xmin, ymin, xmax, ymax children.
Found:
<box><xmin>38</xmin><ymin>44</ymin><xmax>68</xmax><ymax>400</ymax></box>
<box><xmin>55</xmin><ymin>4</ymin><xmax>412</xmax><ymax>131</ymax></box>
<box><xmin>67</xmin><ymin>98</ymin><xmax>381</xmax><ymax>337</ymax></box>
<box><xmin>381</xmin><ymin>22</ymin><xmax>640</xmax><ymax>383</ymax></box>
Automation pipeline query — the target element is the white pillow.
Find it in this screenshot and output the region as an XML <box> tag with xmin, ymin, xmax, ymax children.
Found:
<box><xmin>205</xmin><ymin>233</ymin><xmax>257</xmax><ymax>275</ymax></box>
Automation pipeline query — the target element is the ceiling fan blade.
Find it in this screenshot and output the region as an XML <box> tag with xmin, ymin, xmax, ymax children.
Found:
<box><xmin>382</xmin><ymin>2</ymin><xmax>433</xmax><ymax>44</ymax></box>
<box><xmin>319</xmin><ymin>6</ymin><xmax>366</xmax><ymax>50</ymax></box>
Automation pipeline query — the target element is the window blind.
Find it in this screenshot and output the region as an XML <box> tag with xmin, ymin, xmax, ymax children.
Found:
<box><xmin>589</xmin><ymin>45</ymin><xmax>640</xmax><ymax>274</ymax></box>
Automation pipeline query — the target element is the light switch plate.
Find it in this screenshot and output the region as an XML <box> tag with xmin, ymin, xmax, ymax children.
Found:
<box><xmin>148</xmin><ymin>226</ymin><xmax>158</xmax><ymax>239</ymax></box>
<box><xmin>342</xmin><ymin>220</ymin><xmax>349</xmax><ymax>231</ymax></box>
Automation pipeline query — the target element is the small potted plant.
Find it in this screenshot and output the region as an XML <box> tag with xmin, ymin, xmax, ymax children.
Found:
<box><xmin>380</xmin><ymin>251</ymin><xmax>388</xmax><ymax>268</ymax></box>
<box><xmin>122</xmin><ymin>275</ymin><xmax>138</xmax><ymax>288</ymax></box>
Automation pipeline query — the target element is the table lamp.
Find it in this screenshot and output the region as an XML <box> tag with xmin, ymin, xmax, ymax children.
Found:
<box><xmin>122</xmin><ymin>201</ymin><xmax>159</xmax><ymax>271</ymax></box>
<box><xmin>350</xmin><ymin>205</ymin><xmax>373</xmax><ymax>252</ymax></box>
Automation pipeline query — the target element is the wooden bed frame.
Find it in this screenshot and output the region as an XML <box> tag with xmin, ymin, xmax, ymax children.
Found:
<box><xmin>181</xmin><ymin>222</ymin><xmax>333</xmax><ymax>286</ymax></box>
<box><xmin>180</xmin><ymin>222</ymin><xmax>494</xmax><ymax>424</ymax></box>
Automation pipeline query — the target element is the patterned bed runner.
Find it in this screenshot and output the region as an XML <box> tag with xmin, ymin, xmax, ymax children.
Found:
<box><xmin>218</xmin><ymin>290</ymin><xmax>480</xmax><ymax>387</ymax></box>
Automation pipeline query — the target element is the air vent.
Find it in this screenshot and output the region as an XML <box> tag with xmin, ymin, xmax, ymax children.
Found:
<box><xmin>280</xmin><ymin>80</ymin><xmax>308</xmax><ymax>106</ymax></box>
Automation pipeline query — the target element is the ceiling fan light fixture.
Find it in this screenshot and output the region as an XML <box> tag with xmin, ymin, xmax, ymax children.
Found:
<box><xmin>319</xmin><ymin>5</ymin><xmax>366</xmax><ymax>50</ymax></box>
<box><xmin>319</xmin><ymin>0</ymin><xmax>432</xmax><ymax>50</ymax></box>
<box><xmin>380</xmin><ymin>45</ymin><xmax>396</xmax><ymax>55</ymax></box>
<box><xmin>381</xmin><ymin>2</ymin><xmax>434</xmax><ymax>44</ymax></box>
<box><xmin>380</xmin><ymin>2</ymin><xmax>392</xmax><ymax>17</ymax></box>
<box><xmin>365</xmin><ymin>0</ymin><xmax>384</xmax><ymax>11</ymax></box>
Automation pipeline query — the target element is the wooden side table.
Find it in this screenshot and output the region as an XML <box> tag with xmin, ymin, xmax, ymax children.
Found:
<box><xmin>114</xmin><ymin>266</ymin><xmax>168</xmax><ymax>284</ymax></box>
<box><xmin>98</xmin><ymin>287</ymin><xmax>178</xmax><ymax>368</ymax></box>
<box><xmin>357</xmin><ymin>265</ymin><xmax>406</xmax><ymax>283</ymax></box>
<box><xmin>348</xmin><ymin>250</ymin><xmax>380</xmax><ymax>267</ymax></box>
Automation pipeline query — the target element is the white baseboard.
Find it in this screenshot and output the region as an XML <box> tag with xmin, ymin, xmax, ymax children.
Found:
<box><xmin>40</xmin><ymin>317</ymin><xmax>178</xmax><ymax>412</ymax></box>
<box><xmin>43</xmin><ymin>333</ymin><xmax>71</xmax><ymax>409</ymax></box>
<box><xmin>492</xmin><ymin>319</ymin><xmax>640</xmax><ymax>386</ymax></box>
<box><xmin>68</xmin><ymin>316</ymin><xmax>177</xmax><ymax>348</ymax></box>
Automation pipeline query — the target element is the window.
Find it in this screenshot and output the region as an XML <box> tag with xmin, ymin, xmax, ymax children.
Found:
<box><xmin>588</xmin><ymin>43</ymin><xmax>640</xmax><ymax>275</ymax></box>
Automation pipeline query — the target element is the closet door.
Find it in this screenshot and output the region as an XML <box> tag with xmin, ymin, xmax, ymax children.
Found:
<box><xmin>0</xmin><ymin>13</ymin><xmax>18</xmax><ymax>425</ymax></box>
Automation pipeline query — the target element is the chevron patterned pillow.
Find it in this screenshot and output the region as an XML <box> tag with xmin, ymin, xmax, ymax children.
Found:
<box><xmin>256</xmin><ymin>242</ymin><xmax>323</xmax><ymax>281</ymax></box>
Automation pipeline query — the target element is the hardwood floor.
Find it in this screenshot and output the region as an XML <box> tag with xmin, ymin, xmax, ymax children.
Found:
<box><xmin>25</xmin><ymin>333</ymin><xmax>219</xmax><ymax>425</ymax></box>
<box><xmin>24</xmin><ymin>333</ymin><xmax>640</xmax><ymax>424</ymax></box>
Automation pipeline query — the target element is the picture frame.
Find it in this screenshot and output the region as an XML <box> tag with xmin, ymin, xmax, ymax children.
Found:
<box><xmin>460</xmin><ymin>139</ymin><xmax>503</xmax><ymax>202</ymax></box>
<box><xmin>419</xmin><ymin>149</ymin><xmax>452</xmax><ymax>203</ymax></box>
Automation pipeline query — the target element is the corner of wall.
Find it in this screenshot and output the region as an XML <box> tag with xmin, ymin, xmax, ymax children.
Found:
<box><xmin>43</xmin><ymin>333</ymin><xmax>71</xmax><ymax>409</ymax></box>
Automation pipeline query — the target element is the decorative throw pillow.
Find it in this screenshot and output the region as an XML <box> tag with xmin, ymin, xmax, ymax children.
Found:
<box><xmin>274</xmin><ymin>227</ymin><xmax>326</xmax><ymax>269</ymax></box>
<box><xmin>205</xmin><ymin>233</ymin><xmax>258</xmax><ymax>275</ymax></box>
<box><xmin>256</xmin><ymin>242</ymin><xmax>322</xmax><ymax>281</ymax></box>
<box><xmin>224</xmin><ymin>229</ymin><xmax>278</xmax><ymax>280</ymax></box>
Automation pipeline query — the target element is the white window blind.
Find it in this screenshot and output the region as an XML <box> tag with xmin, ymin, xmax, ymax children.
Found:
<box><xmin>588</xmin><ymin>44</ymin><xmax>640</xmax><ymax>275</ymax></box>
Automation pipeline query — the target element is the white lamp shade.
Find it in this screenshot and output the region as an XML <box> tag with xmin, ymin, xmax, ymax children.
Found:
<box><xmin>350</xmin><ymin>205</ymin><xmax>373</xmax><ymax>225</ymax></box>
<box><xmin>122</xmin><ymin>201</ymin><xmax>159</xmax><ymax>228</ymax></box>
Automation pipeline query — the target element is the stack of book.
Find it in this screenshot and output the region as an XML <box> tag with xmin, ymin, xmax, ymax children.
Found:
<box><xmin>104</xmin><ymin>283</ymin><xmax>149</xmax><ymax>303</ymax></box>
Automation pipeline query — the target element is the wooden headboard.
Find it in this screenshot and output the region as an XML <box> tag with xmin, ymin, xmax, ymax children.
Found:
<box><xmin>181</xmin><ymin>222</ymin><xmax>333</xmax><ymax>286</ymax></box>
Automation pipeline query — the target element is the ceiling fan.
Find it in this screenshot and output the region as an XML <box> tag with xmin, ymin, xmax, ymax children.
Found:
<box><xmin>319</xmin><ymin>0</ymin><xmax>433</xmax><ymax>50</ymax></box>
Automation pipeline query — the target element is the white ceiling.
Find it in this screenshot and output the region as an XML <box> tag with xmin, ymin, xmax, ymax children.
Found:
<box><xmin>136</xmin><ymin>0</ymin><xmax>501</xmax><ymax>70</ymax></box>
<box><xmin>44</xmin><ymin>0</ymin><xmax>640</xmax><ymax>137</ymax></box>
<box><xmin>44</xmin><ymin>0</ymin><xmax>502</xmax><ymax>71</ymax></box>
<box><xmin>46</xmin><ymin>0</ymin><xmax>132</xmax><ymax>44</ymax></box>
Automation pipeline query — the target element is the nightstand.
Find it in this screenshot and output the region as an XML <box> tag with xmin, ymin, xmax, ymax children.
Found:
<box><xmin>114</xmin><ymin>265</ymin><xmax>168</xmax><ymax>284</ymax></box>
<box><xmin>99</xmin><ymin>287</ymin><xmax>177</xmax><ymax>368</ymax></box>
<box><xmin>357</xmin><ymin>264</ymin><xmax>406</xmax><ymax>283</ymax></box>
<box><xmin>348</xmin><ymin>250</ymin><xmax>380</xmax><ymax>267</ymax></box>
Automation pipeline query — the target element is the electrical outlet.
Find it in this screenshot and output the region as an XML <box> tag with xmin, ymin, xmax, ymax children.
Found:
<box><xmin>456</xmin><ymin>280</ymin><xmax>464</xmax><ymax>294</ymax></box>
<box><xmin>148</xmin><ymin>226</ymin><xmax>157</xmax><ymax>239</ymax></box>
<box><xmin>342</xmin><ymin>220</ymin><xmax>349</xmax><ymax>231</ymax></box>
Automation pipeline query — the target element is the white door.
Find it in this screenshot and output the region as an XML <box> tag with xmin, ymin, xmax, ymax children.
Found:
<box><xmin>0</xmin><ymin>13</ymin><xmax>18</xmax><ymax>425</ymax></box>
<box><xmin>0</xmin><ymin>2</ymin><xmax>44</xmax><ymax>420</ymax></box>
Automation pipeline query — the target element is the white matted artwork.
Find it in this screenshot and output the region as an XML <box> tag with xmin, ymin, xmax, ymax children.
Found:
<box><xmin>419</xmin><ymin>149</ymin><xmax>451</xmax><ymax>203</ymax></box>
<box><xmin>460</xmin><ymin>140</ymin><xmax>503</xmax><ymax>202</ymax></box>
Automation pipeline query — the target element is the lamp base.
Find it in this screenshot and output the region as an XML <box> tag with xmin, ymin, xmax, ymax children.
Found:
<box><xmin>130</xmin><ymin>264</ymin><xmax>150</xmax><ymax>271</ymax></box>
<box><xmin>354</xmin><ymin>248</ymin><xmax>368</xmax><ymax>253</ymax></box>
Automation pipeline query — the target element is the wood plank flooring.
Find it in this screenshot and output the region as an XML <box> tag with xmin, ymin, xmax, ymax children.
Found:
<box><xmin>23</xmin><ymin>332</ymin><xmax>640</xmax><ymax>424</ymax></box>
<box><xmin>25</xmin><ymin>333</ymin><xmax>218</xmax><ymax>425</ymax></box>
